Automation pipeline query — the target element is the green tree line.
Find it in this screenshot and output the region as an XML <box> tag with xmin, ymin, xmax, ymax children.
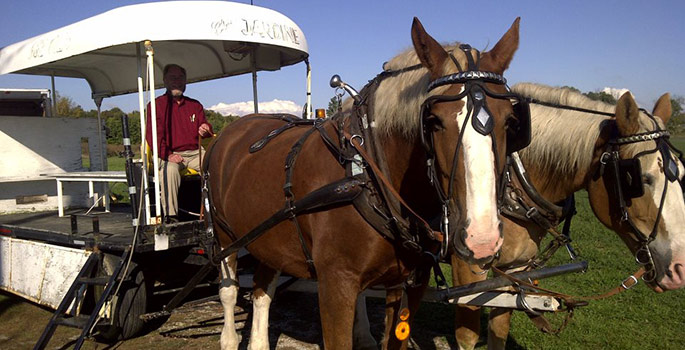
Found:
<box><xmin>555</xmin><ymin>87</ymin><xmax>685</xmax><ymax>134</ymax></box>
<box><xmin>54</xmin><ymin>92</ymin><xmax>238</xmax><ymax>145</ymax></box>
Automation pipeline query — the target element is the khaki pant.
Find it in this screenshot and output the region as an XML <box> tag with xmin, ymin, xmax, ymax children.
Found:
<box><xmin>158</xmin><ymin>148</ymin><xmax>202</xmax><ymax>217</ymax></box>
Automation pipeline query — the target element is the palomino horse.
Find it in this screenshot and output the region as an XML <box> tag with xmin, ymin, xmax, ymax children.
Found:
<box><xmin>205</xmin><ymin>18</ymin><xmax>524</xmax><ymax>349</ymax></box>
<box><xmin>450</xmin><ymin>83</ymin><xmax>685</xmax><ymax>350</ymax></box>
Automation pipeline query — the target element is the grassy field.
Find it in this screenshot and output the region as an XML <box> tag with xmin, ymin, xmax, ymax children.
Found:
<box><xmin>481</xmin><ymin>190</ymin><xmax>685</xmax><ymax>349</ymax></box>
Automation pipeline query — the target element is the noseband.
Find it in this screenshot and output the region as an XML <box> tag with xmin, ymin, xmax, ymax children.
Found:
<box><xmin>600</xmin><ymin>111</ymin><xmax>685</xmax><ymax>282</ymax></box>
<box><xmin>419</xmin><ymin>44</ymin><xmax>528</xmax><ymax>258</ymax></box>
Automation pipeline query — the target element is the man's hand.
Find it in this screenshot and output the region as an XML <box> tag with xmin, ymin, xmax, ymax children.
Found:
<box><xmin>168</xmin><ymin>154</ymin><xmax>184</xmax><ymax>163</ymax></box>
<box><xmin>198</xmin><ymin>123</ymin><xmax>212</xmax><ymax>137</ymax></box>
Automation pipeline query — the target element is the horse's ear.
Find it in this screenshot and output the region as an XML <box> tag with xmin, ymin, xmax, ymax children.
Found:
<box><xmin>487</xmin><ymin>17</ymin><xmax>520</xmax><ymax>73</ymax></box>
<box><xmin>411</xmin><ymin>17</ymin><xmax>448</xmax><ymax>80</ymax></box>
<box><xmin>615</xmin><ymin>92</ymin><xmax>641</xmax><ymax>136</ymax></box>
<box><xmin>652</xmin><ymin>93</ymin><xmax>672</xmax><ymax>124</ymax></box>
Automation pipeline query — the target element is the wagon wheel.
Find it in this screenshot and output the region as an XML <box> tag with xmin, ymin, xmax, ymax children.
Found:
<box><xmin>93</xmin><ymin>253</ymin><xmax>150</xmax><ymax>342</ymax></box>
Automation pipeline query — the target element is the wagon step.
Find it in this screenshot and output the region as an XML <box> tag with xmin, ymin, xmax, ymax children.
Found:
<box><xmin>54</xmin><ymin>315</ymin><xmax>91</xmax><ymax>329</ymax></box>
<box><xmin>77</xmin><ymin>276</ymin><xmax>110</xmax><ymax>286</ymax></box>
<box><xmin>33</xmin><ymin>248</ymin><xmax>132</xmax><ymax>350</ymax></box>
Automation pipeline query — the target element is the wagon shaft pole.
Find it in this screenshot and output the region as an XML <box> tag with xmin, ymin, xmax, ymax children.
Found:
<box><xmin>440</xmin><ymin>261</ymin><xmax>588</xmax><ymax>301</ymax></box>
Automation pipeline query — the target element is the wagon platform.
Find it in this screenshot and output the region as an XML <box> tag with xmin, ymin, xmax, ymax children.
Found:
<box><xmin>0</xmin><ymin>205</ymin><xmax>206</xmax><ymax>253</ymax></box>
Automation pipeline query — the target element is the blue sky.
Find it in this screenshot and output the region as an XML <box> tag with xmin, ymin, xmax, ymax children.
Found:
<box><xmin>1</xmin><ymin>0</ymin><xmax>683</xmax><ymax>114</ymax></box>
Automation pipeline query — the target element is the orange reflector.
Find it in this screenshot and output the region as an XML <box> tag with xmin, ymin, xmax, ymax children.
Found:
<box><xmin>399</xmin><ymin>307</ymin><xmax>410</xmax><ymax>321</ymax></box>
<box><xmin>315</xmin><ymin>108</ymin><xmax>326</xmax><ymax>119</ymax></box>
<box><xmin>533</xmin><ymin>279</ymin><xmax>539</xmax><ymax>286</ymax></box>
<box><xmin>395</xmin><ymin>321</ymin><xmax>410</xmax><ymax>341</ymax></box>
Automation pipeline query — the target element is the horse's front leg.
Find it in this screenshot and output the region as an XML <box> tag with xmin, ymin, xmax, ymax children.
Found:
<box><xmin>487</xmin><ymin>307</ymin><xmax>514</xmax><ymax>350</ymax></box>
<box><xmin>383</xmin><ymin>268</ymin><xmax>430</xmax><ymax>350</ymax></box>
<box><xmin>248</xmin><ymin>263</ymin><xmax>281</xmax><ymax>350</ymax></box>
<box><xmin>219</xmin><ymin>253</ymin><xmax>240</xmax><ymax>350</ymax></box>
<box><xmin>381</xmin><ymin>288</ymin><xmax>403</xmax><ymax>350</ymax></box>
<box><xmin>451</xmin><ymin>254</ymin><xmax>488</xmax><ymax>350</ymax></box>
<box><xmin>318</xmin><ymin>273</ymin><xmax>360</xmax><ymax>349</ymax></box>
<box><xmin>485</xmin><ymin>267</ymin><xmax>521</xmax><ymax>350</ymax></box>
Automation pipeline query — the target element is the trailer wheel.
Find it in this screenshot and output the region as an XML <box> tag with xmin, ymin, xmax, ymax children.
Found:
<box><xmin>95</xmin><ymin>257</ymin><xmax>150</xmax><ymax>341</ymax></box>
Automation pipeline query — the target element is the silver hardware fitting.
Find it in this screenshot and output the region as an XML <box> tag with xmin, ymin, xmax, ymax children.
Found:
<box><xmin>599</xmin><ymin>152</ymin><xmax>613</xmax><ymax>165</ymax></box>
<box><xmin>621</xmin><ymin>275</ymin><xmax>639</xmax><ymax>290</ymax></box>
<box><xmin>349</xmin><ymin>134</ymin><xmax>364</xmax><ymax>146</ymax></box>
<box><xmin>517</xmin><ymin>288</ymin><xmax>541</xmax><ymax>316</ymax></box>
<box><xmin>440</xmin><ymin>204</ymin><xmax>450</xmax><ymax>259</ymax></box>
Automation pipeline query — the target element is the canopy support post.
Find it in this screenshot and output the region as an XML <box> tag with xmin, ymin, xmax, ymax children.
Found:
<box><xmin>305</xmin><ymin>59</ymin><xmax>312</xmax><ymax>119</ymax></box>
<box><xmin>251</xmin><ymin>50</ymin><xmax>258</xmax><ymax>114</ymax></box>
<box><xmin>94</xmin><ymin>98</ymin><xmax>106</xmax><ymax>172</ymax></box>
<box><xmin>137</xmin><ymin>42</ymin><xmax>152</xmax><ymax>224</ymax></box>
<box><xmin>50</xmin><ymin>74</ymin><xmax>57</xmax><ymax>116</ymax></box>
<box><xmin>146</xmin><ymin>40</ymin><xmax>162</xmax><ymax>224</ymax></box>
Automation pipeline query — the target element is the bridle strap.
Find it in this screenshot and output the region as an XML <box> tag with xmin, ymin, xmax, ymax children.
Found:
<box><xmin>342</xmin><ymin>127</ymin><xmax>443</xmax><ymax>242</ymax></box>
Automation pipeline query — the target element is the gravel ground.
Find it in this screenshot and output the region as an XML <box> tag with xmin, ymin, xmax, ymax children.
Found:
<box><xmin>0</xmin><ymin>290</ymin><xmax>457</xmax><ymax>350</ymax></box>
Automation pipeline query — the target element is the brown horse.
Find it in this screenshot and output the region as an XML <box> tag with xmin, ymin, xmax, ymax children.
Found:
<box><xmin>451</xmin><ymin>83</ymin><xmax>685</xmax><ymax>350</ymax></box>
<box><xmin>205</xmin><ymin>18</ymin><xmax>523</xmax><ymax>349</ymax></box>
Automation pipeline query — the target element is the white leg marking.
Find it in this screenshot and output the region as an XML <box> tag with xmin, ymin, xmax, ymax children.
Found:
<box><xmin>219</xmin><ymin>255</ymin><xmax>240</xmax><ymax>350</ymax></box>
<box><xmin>248</xmin><ymin>270</ymin><xmax>281</xmax><ymax>350</ymax></box>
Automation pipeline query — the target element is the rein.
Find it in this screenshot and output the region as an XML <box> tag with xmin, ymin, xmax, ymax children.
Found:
<box><xmin>491</xmin><ymin>265</ymin><xmax>646</xmax><ymax>334</ymax></box>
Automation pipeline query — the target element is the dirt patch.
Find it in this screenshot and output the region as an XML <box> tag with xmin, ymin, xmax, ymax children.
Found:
<box><xmin>0</xmin><ymin>291</ymin><xmax>456</xmax><ymax>350</ymax></box>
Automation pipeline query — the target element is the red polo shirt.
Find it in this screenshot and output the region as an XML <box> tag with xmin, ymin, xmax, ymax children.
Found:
<box><xmin>145</xmin><ymin>93</ymin><xmax>212</xmax><ymax>160</ymax></box>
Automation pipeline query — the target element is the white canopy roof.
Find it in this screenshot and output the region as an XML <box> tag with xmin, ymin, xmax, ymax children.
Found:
<box><xmin>0</xmin><ymin>1</ymin><xmax>309</xmax><ymax>99</ymax></box>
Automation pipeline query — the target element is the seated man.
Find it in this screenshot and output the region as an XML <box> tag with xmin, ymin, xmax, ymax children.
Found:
<box><xmin>146</xmin><ymin>63</ymin><xmax>213</xmax><ymax>222</ymax></box>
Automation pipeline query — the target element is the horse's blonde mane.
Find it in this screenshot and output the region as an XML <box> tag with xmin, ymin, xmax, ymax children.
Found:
<box><xmin>512</xmin><ymin>83</ymin><xmax>614</xmax><ymax>183</ymax></box>
<box><xmin>361</xmin><ymin>43</ymin><xmax>463</xmax><ymax>139</ymax></box>
<box><xmin>512</xmin><ymin>82</ymin><xmax>664</xmax><ymax>192</ymax></box>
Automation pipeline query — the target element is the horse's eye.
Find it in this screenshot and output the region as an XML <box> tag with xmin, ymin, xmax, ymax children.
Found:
<box><xmin>426</xmin><ymin>114</ymin><xmax>444</xmax><ymax>131</ymax></box>
<box><xmin>642</xmin><ymin>174</ymin><xmax>654</xmax><ymax>186</ymax></box>
<box><xmin>505</xmin><ymin>114</ymin><xmax>519</xmax><ymax>129</ymax></box>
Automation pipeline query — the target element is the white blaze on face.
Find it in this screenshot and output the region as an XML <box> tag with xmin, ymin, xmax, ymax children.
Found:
<box><xmin>647</xmin><ymin>152</ymin><xmax>685</xmax><ymax>290</ymax></box>
<box><xmin>457</xmin><ymin>96</ymin><xmax>503</xmax><ymax>260</ymax></box>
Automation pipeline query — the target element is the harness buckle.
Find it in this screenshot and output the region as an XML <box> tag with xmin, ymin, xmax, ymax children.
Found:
<box><xmin>525</xmin><ymin>207</ymin><xmax>539</xmax><ymax>219</ymax></box>
<box><xmin>621</xmin><ymin>275</ymin><xmax>639</xmax><ymax>290</ymax></box>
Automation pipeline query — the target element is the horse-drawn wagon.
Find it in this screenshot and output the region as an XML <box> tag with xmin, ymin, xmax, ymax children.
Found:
<box><xmin>0</xmin><ymin>1</ymin><xmax>311</xmax><ymax>348</ymax></box>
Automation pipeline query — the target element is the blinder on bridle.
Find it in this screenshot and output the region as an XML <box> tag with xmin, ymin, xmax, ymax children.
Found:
<box><xmin>419</xmin><ymin>57</ymin><xmax>531</xmax><ymax>159</ymax></box>
<box><xmin>418</xmin><ymin>44</ymin><xmax>531</xmax><ymax>259</ymax></box>
<box><xmin>601</xmin><ymin>115</ymin><xmax>685</xmax><ymax>281</ymax></box>
<box><xmin>508</xmin><ymin>98</ymin><xmax>531</xmax><ymax>154</ymax></box>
